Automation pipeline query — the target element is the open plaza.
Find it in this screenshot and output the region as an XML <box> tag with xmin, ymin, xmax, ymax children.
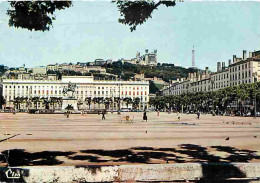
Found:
<box><xmin>0</xmin><ymin>112</ymin><xmax>260</xmax><ymax>167</ymax></box>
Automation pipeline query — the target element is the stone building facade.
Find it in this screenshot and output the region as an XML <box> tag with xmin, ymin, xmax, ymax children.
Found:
<box><xmin>161</xmin><ymin>50</ymin><xmax>260</xmax><ymax>96</ymax></box>
<box><xmin>1</xmin><ymin>76</ymin><xmax>149</xmax><ymax>110</ymax></box>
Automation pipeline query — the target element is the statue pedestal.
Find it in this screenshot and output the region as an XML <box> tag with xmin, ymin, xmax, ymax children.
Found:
<box><xmin>62</xmin><ymin>98</ymin><xmax>78</xmax><ymax>110</ymax></box>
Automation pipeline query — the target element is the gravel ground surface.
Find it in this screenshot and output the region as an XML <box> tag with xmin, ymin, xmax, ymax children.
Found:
<box><xmin>0</xmin><ymin>112</ymin><xmax>260</xmax><ymax>166</ymax></box>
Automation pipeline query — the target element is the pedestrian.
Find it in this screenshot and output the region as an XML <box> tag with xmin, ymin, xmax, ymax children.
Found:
<box><xmin>81</xmin><ymin>110</ymin><xmax>84</xmax><ymax>116</ymax></box>
<box><xmin>197</xmin><ymin>110</ymin><xmax>200</xmax><ymax>119</ymax></box>
<box><xmin>157</xmin><ymin>110</ymin><xmax>160</xmax><ymax>116</ymax></box>
<box><xmin>143</xmin><ymin>110</ymin><xmax>147</xmax><ymax>122</ymax></box>
<box><xmin>66</xmin><ymin>110</ymin><xmax>70</xmax><ymax>118</ymax></box>
<box><xmin>102</xmin><ymin>110</ymin><xmax>106</xmax><ymax>120</ymax></box>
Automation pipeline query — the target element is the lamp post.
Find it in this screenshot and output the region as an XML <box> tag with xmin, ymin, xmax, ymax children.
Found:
<box><xmin>117</xmin><ymin>76</ymin><xmax>121</xmax><ymax>114</ymax></box>
<box><xmin>210</xmin><ymin>79</ymin><xmax>215</xmax><ymax>115</ymax></box>
<box><xmin>110</xmin><ymin>88</ymin><xmax>115</xmax><ymax>111</ymax></box>
<box><xmin>11</xmin><ymin>82</ymin><xmax>17</xmax><ymax>111</ymax></box>
<box><xmin>253</xmin><ymin>72</ymin><xmax>258</xmax><ymax>117</ymax></box>
<box><xmin>254</xmin><ymin>92</ymin><xmax>259</xmax><ymax>118</ymax></box>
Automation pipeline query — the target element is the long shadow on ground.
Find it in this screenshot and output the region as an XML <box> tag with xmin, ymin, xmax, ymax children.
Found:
<box><xmin>0</xmin><ymin>149</ymin><xmax>75</xmax><ymax>166</ymax></box>
<box><xmin>1</xmin><ymin>144</ymin><xmax>260</xmax><ymax>182</ymax></box>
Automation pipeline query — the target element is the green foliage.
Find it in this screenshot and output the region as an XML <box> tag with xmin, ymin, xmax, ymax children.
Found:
<box><xmin>149</xmin><ymin>81</ymin><xmax>160</xmax><ymax>94</ymax></box>
<box><xmin>123</xmin><ymin>97</ymin><xmax>132</xmax><ymax>108</ymax></box>
<box><xmin>0</xmin><ymin>96</ymin><xmax>6</xmax><ymax>109</ymax></box>
<box><xmin>7</xmin><ymin>1</ymin><xmax>72</xmax><ymax>31</ymax></box>
<box><xmin>114</xmin><ymin>1</ymin><xmax>176</xmax><ymax>31</ymax></box>
<box><xmin>106</xmin><ymin>61</ymin><xmax>193</xmax><ymax>83</ymax></box>
<box><xmin>65</xmin><ymin>104</ymin><xmax>74</xmax><ymax>110</ymax></box>
<box><xmin>152</xmin><ymin>82</ymin><xmax>260</xmax><ymax>113</ymax></box>
<box><xmin>0</xmin><ymin>65</ymin><xmax>7</xmax><ymax>76</ymax></box>
<box><xmin>6</xmin><ymin>1</ymin><xmax>177</xmax><ymax>32</ymax></box>
<box><xmin>133</xmin><ymin>97</ymin><xmax>141</xmax><ymax>109</ymax></box>
<box><xmin>47</xmin><ymin>70</ymin><xmax>62</xmax><ymax>79</ymax></box>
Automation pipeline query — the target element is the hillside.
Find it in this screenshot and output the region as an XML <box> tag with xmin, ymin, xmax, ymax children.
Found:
<box><xmin>106</xmin><ymin>61</ymin><xmax>197</xmax><ymax>82</ymax></box>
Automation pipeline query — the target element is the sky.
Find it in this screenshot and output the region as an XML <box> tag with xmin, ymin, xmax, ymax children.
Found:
<box><xmin>0</xmin><ymin>1</ymin><xmax>260</xmax><ymax>71</ymax></box>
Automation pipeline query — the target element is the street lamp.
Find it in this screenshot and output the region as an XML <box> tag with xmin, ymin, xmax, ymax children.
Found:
<box><xmin>117</xmin><ymin>76</ymin><xmax>122</xmax><ymax>114</ymax></box>
<box><xmin>254</xmin><ymin>92</ymin><xmax>259</xmax><ymax>118</ymax></box>
<box><xmin>253</xmin><ymin>72</ymin><xmax>258</xmax><ymax>118</ymax></box>
<box><xmin>110</xmin><ymin>88</ymin><xmax>115</xmax><ymax>111</ymax></box>
<box><xmin>210</xmin><ymin>79</ymin><xmax>215</xmax><ymax>115</ymax></box>
<box><xmin>11</xmin><ymin>82</ymin><xmax>18</xmax><ymax>111</ymax></box>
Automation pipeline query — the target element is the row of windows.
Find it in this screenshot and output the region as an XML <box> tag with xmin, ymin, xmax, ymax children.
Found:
<box><xmin>230</xmin><ymin>70</ymin><xmax>251</xmax><ymax>81</ymax></box>
<box><xmin>212</xmin><ymin>73</ymin><xmax>229</xmax><ymax>81</ymax></box>
<box><xmin>5</xmin><ymin>85</ymin><xmax>148</xmax><ymax>91</ymax></box>
<box><xmin>230</xmin><ymin>62</ymin><xmax>250</xmax><ymax>72</ymax></box>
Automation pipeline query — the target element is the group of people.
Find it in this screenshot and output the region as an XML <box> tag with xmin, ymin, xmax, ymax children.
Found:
<box><xmin>65</xmin><ymin>109</ymin><xmax>200</xmax><ymax>121</ymax></box>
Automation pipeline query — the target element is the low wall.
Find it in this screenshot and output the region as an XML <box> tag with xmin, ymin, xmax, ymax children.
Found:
<box><xmin>1</xmin><ymin>163</ymin><xmax>260</xmax><ymax>182</ymax></box>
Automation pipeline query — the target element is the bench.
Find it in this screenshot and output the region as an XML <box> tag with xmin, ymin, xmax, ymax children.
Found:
<box><xmin>120</xmin><ymin>116</ymin><xmax>134</xmax><ymax>124</ymax></box>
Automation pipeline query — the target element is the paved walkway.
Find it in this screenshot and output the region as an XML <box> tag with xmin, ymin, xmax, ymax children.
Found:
<box><xmin>0</xmin><ymin>112</ymin><xmax>260</xmax><ymax>166</ymax></box>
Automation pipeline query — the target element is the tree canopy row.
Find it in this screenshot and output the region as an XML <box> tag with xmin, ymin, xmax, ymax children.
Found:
<box><xmin>149</xmin><ymin>82</ymin><xmax>260</xmax><ymax>115</ymax></box>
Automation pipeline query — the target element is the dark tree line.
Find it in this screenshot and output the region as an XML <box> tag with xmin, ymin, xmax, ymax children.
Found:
<box><xmin>150</xmin><ymin>82</ymin><xmax>260</xmax><ymax>116</ymax></box>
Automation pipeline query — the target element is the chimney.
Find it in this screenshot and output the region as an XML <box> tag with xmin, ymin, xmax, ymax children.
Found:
<box><xmin>243</xmin><ymin>50</ymin><xmax>247</xmax><ymax>60</ymax></box>
<box><xmin>233</xmin><ymin>55</ymin><xmax>237</xmax><ymax>63</ymax></box>
<box><xmin>217</xmin><ymin>62</ymin><xmax>221</xmax><ymax>72</ymax></box>
<box><xmin>249</xmin><ymin>52</ymin><xmax>253</xmax><ymax>58</ymax></box>
<box><xmin>222</xmin><ymin>62</ymin><xmax>225</xmax><ymax>70</ymax></box>
<box><xmin>205</xmin><ymin>67</ymin><xmax>209</xmax><ymax>78</ymax></box>
<box><xmin>190</xmin><ymin>73</ymin><xmax>194</xmax><ymax>81</ymax></box>
<box><xmin>228</xmin><ymin>59</ymin><xmax>232</xmax><ymax>66</ymax></box>
<box><xmin>199</xmin><ymin>72</ymin><xmax>202</xmax><ymax>81</ymax></box>
<box><xmin>197</xmin><ymin>71</ymin><xmax>200</xmax><ymax>81</ymax></box>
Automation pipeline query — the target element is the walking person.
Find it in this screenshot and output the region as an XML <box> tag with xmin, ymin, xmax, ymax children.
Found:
<box><xmin>102</xmin><ymin>110</ymin><xmax>106</xmax><ymax>120</ymax></box>
<box><xmin>66</xmin><ymin>110</ymin><xmax>70</xmax><ymax>118</ymax></box>
<box><xmin>143</xmin><ymin>110</ymin><xmax>147</xmax><ymax>122</ymax></box>
<box><xmin>177</xmin><ymin>111</ymin><xmax>180</xmax><ymax>121</ymax></box>
<box><xmin>197</xmin><ymin>110</ymin><xmax>200</xmax><ymax>120</ymax></box>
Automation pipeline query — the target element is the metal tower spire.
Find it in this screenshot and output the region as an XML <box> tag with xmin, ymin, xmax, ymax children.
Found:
<box><xmin>192</xmin><ymin>45</ymin><xmax>195</xmax><ymax>68</ymax></box>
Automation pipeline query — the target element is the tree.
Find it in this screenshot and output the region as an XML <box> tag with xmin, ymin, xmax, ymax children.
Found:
<box><xmin>114</xmin><ymin>97</ymin><xmax>121</xmax><ymax>110</ymax></box>
<box><xmin>65</xmin><ymin>104</ymin><xmax>74</xmax><ymax>110</ymax></box>
<box><xmin>7</xmin><ymin>1</ymin><xmax>72</xmax><ymax>32</ymax></box>
<box><xmin>85</xmin><ymin>97</ymin><xmax>92</xmax><ymax>109</ymax></box>
<box><xmin>32</xmin><ymin>97</ymin><xmax>40</xmax><ymax>109</ymax></box>
<box><xmin>50</xmin><ymin>97</ymin><xmax>59</xmax><ymax>110</ymax></box>
<box><xmin>77</xmin><ymin>99</ymin><xmax>83</xmax><ymax>110</ymax></box>
<box><xmin>42</xmin><ymin>97</ymin><xmax>50</xmax><ymax>110</ymax></box>
<box><xmin>123</xmin><ymin>97</ymin><xmax>132</xmax><ymax>109</ymax></box>
<box><xmin>104</xmin><ymin>97</ymin><xmax>112</xmax><ymax>110</ymax></box>
<box><xmin>12</xmin><ymin>97</ymin><xmax>22</xmax><ymax>110</ymax></box>
<box><xmin>6</xmin><ymin>1</ymin><xmax>177</xmax><ymax>32</ymax></box>
<box><xmin>57</xmin><ymin>97</ymin><xmax>63</xmax><ymax>109</ymax></box>
<box><xmin>92</xmin><ymin>97</ymin><xmax>104</xmax><ymax>109</ymax></box>
<box><xmin>0</xmin><ymin>96</ymin><xmax>6</xmax><ymax>109</ymax></box>
<box><xmin>20</xmin><ymin>97</ymin><xmax>28</xmax><ymax>110</ymax></box>
<box><xmin>114</xmin><ymin>1</ymin><xmax>176</xmax><ymax>31</ymax></box>
<box><xmin>133</xmin><ymin>97</ymin><xmax>141</xmax><ymax>109</ymax></box>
